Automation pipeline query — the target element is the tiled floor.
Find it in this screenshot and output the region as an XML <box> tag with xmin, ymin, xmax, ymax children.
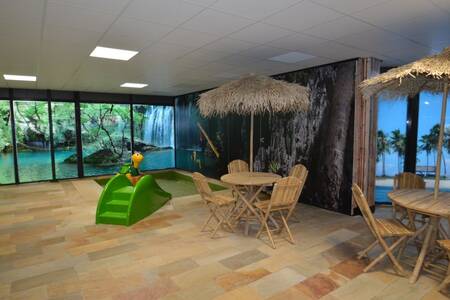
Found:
<box><xmin>0</xmin><ymin>178</ymin><xmax>448</xmax><ymax>299</ymax></box>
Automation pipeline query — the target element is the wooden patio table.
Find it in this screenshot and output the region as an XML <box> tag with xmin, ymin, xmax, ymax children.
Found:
<box><xmin>221</xmin><ymin>172</ymin><xmax>281</xmax><ymax>235</ymax></box>
<box><xmin>388</xmin><ymin>189</ymin><xmax>450</xmax><ymax>283</ymax></box>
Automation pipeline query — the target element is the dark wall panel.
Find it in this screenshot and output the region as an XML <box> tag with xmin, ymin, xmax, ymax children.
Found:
<box><xmin>174</xmin><ymin>59</ymin><xmax>356</xmax><ymax>214</ymax></box>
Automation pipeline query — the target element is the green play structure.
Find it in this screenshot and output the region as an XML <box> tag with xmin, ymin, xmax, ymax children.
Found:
<box><xmin>96</xmin><ymin>174</ymin><xmax>172</xmax><ymax>226</ymax></box>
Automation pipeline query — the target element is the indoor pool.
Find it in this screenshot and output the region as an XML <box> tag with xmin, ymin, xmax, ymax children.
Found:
<box><xmin>95</xmin><ymin>170</ymin><xmax>227</xmax><ymax>198</ymax></box>
<box><xmin>0</xmin><ymin>149</ymin><xmax>175</xmax><ymax>184</ymax></box>
<box><xmin>376</xmin><ymin>185</ymin><xmax>450</xmax><ymax>204</ymax></box>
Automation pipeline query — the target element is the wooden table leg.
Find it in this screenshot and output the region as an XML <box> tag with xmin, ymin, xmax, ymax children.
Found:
<box><xmin>233</xmin><ymin>185</ymin><xmax>264</xmax><ymax>236</ymax></box>
<box><xmin>410</xmin><ymin>216</ymin><xmax>439</xmax><ymax>283</ymax></box>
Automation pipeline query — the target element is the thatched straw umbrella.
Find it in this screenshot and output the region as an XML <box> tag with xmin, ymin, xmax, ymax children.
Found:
<box><xmin>198</xmin><ymin>74</ymin><xmax>310</xmax><ymax>171</ymax></box>
<box><xmin>360</xmin><ymin>47</ymin><xmax>450</xmax><ymax>198</ymax></box>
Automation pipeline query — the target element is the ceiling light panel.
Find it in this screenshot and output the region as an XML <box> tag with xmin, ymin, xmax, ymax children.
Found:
<box><xmin>3</xmin><ymin>74</ymin><xmax>37</xmax><ymax>81</ymax></box>
<box><xmin>120</xmin><ymin>82</ymin><xmax>148</xmax><ymax>88</ymax></box>
<box><xmin>90</xmin><ymin>46</ymin><xmax>138</xmax><ymax>61</ymax></box>
<box><xmin>268</xmin><ymin>52</ymin><xmax>315</xmax><ymax>63</ymax></box>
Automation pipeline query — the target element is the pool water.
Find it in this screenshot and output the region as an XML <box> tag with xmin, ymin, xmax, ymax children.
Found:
<box><xmin>0</xmin><ymin>149</ymin><xmax>175</xmax><ymax>184</ymax></box>
<box><xmin>375</xmin><ymin>185</ymin><xmax>450</xmax><ymax>204</ymax></box>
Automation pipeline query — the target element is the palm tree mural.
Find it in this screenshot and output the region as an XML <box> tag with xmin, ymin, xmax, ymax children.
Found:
<box><xmin>420</xmin><ymin>133</ymin><xmax>433</xmax><ymax>174</ymax></box>
<box><xmin>377</xmin><ymin>130</ymin><xmax>390</xmax><ymax>176</ymax></box>
<box><xmin>429</xmin><ymin>124</ymin><xmax>446</xmax><ymax>175</ymax></box>
<box><xmin>390</xmin><ymin>129</ymin><xmax>406</xmax><ymax>173</ymax></box>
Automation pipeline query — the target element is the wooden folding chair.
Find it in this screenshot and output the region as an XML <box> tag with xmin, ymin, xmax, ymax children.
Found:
<box><xmin>392</xmin><ymin>172</ymin><xmax>425</xmax><ymax>223</ymax></box>
<box><xmin>192</xmin><ymin>172</ymin><xmax>236</xmax><ymax>238</ymax></box>
<box><xmin>288</xmin><ymin>164</ymin><xmax>308</xmax><ymax>222</ymax></box>
<box><xmin>228</xmin><ymin>159</ymin><xmax>250</xmax><ymax>203</ymax></box>
<box><xmin>352</xmin><ymin>184</ymin><xmax>414</xmax><ymax>276</ymax></box>
<box><xmin>227</xmin><ymin>159</ymin><xmax>249</xmax><ymax>173</ymax></box>
<box><xmin>254</xmin><ymin>176</ymin><xmax>302</xmax><ymax>248</ymax></box>
<box><xmin>437</xmin><ymin>240</ymin><xmax>450</xmax><ymax>294</ymax></box>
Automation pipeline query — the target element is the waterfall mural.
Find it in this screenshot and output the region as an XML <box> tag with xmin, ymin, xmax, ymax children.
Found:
<box><xmin>133</xmin><ymin>105</ymin><xmax>175</xmax><ymax>171</ymax></box>
<box><xmin>175</xmin><ymin>59</ymin><xmax>356</xmax><ymax>214</ymax></box>
<box><xmin>143</xmin><ymin>106</ymin><xmax>174</xmax><ymax>147</ymax></box>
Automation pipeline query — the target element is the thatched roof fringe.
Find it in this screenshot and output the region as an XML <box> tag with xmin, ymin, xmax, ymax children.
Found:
<box><xmin>360</xmin><ymin>47</ymin><xmax>450</xmax><ymax>98</ymax></box>
<box><xmin>198</xmin><ymin>74</ymin><xmax>310</xmax><ymax>117</ymax></box>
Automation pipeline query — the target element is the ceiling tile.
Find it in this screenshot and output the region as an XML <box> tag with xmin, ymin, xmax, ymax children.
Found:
<box><xmin>218</xmin><ymin>54</ymin><xmax>262</xmax><ymax>66</ymax></box>
<box><xmin>238</xmin><ymin>45</ymin><xmax>291</xmax><ymax>60</ymax></box>
<box><xmin>356</xmin><ymin>4</ymin><xmax>450</xmax><ymax>52</ymax></box>
<box><xmin>264</xmin><ymin>0</ymin><xmax>343</xmax><ymax>32</ymax></box>
<box><xmin>45</xmin><ymin>1</ymin><xmax>117</xmax><ymax>33</ymax></box>
<box><xmin>430</xmin><ymin>0</ymin><xmax>450</xmax><ymax>12</ymax></box>
<box><xmin>310</xmin><ymin>0</ymin><xmax>389</xmax><ymax>14</ymax></box>
<box><xmin>266</xmin><ymin>32</ymin><xmax>326</xmax><ymax>52</ymax></box>
<box><xmin>159</xmin><ymin>28</ymin><xmax>220</xmax><ymax>48</ymax></box>
<box><xmin>211</xmin><ymin>0</ymin><xmax>301</xmax><ymax>20</ymax></box>
<box><xmin>297</xmin><ymin>41</ymin><xmax>379</xmax><ymax>60</ymax></box>
<box><xmin>43</xmin><ymin>25</ymin><xmax>102</xmax><ymax>47</ymax></box>
<box><xmin>302</xmin><ymin>16</ymin><xmax>375</xmax><ymax>40</ymax></box>
<box><xmin>336</xmin><ymin>28</ymin><xmax>400</xmax><ymax>54</ymax></box>
<box><xmin>0</xmin><ymin>0</ymin><xmax>45</xmax><ymax>24</ymax></box>
<box><xmin>353</xmin><ymin>0</ymin><xmax>441</xmax><ymax>27</ymax></box>
<box><xmin>201</xmin><ymin>38</ymin><xmax>258</xmax><ymax>54</ymax></box>
<box><xmin>100</xmin><ymin>17</ymin><xmax>174</xmax><ymax>50</ymax></box>
<box><xmin>0</xmin><ymin>21</ymin><xmax>41</xmax><ymax>41</ymax></box>
<box><xmin>177</xmin><ymin>48</ymin><xmax>231</xmax><ymax>64</ymax></box>
<box><xmin>229</xmin><ymin>23</ymin><xmax>294</xmax><ymax>44</ymax></box>
<box><xmin>122</xmin><ymin>0</ymin><xmax>205</xmax><ymax>26</ymax></box>
<box><xmin>48</xmin><ymin>0</ymin><xmax>130</xmax><ymax>15</ymax></box>
<box><xmin>184</xmin><ymin>0</ymin><xmax>218</xmax><ymax>7</ymax></box>
<box><xmin>181</xmin><ymin>9</ymin><xmax>254</xmax><ymax>35</ymax></box>
<box><xmin>136</xmin><ymin>42</ymin><xmax>197</xmax><ymax>63</ymax></box>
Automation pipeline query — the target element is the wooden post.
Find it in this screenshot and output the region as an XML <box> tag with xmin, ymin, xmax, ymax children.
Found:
<box><xmin>434</xmin><ymin>83</ymin><xmax>449</xmax><ymax>199</ymax></box>
<box><xmin>250</xmin><ymin>111</ymin><xmax>254</xmax><ymax>172</ymax></box>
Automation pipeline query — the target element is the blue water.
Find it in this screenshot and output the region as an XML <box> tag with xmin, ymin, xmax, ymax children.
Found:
<box><xmin>376</xmin><ymin>185</ymin><xmax>450</xmax><ymax>204</ymax></box>
<box><xmin>0</xmin><ymin>149</ymin><xmax>175</xmax><ymax>184</ymax></box>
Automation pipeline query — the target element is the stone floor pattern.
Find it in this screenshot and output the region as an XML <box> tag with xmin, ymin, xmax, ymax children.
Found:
<box><xmin>0</xmin><ymin>178</ymin><xmax>447</xmax><ymax>300</ymax></box>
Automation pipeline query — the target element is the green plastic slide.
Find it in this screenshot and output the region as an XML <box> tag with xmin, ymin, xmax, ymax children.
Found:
<box><xmin>96</xmin><ymin>174</ymin><xmax>172</xmax><ymax>226</ymax></box>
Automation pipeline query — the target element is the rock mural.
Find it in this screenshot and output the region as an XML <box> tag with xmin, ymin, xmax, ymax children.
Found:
<box><xmin>175</xmin><ymin>60</ymin><xmax>356</xmax><ymax>214</ymax></box>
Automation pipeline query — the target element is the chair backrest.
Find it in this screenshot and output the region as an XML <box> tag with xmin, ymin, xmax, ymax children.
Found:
<box><xmin>351</xmin><ymin>184</ymin><xmax>380</xmax><ymax>237</ymax></box>
<box><xmin>289</xmin><ymin>164</ymin><xmax>308</xmax><ymax>197</ymax></box>
<box><xmin>228</xmin><ymin>159</ymin><xmax>249</xmax><ymax>173</ymax></box>
<box><xmin>192</xmin><ymin>172</ymin><xmax>213</xmax><ymax>202</ymax></box>
<box><xmin>270</xmin><ymin>177</ymin><xmax>301</xmax><ymax>207</ymax></box>
<box><xmin>393</xmin><ymin>172</ymin><xmax>425</xmax><ymax>190</ymax></box>
<box><xmin>289</xmin><ymin>164</ymin><xmax>307</xmax><ymax>179</ymax></box>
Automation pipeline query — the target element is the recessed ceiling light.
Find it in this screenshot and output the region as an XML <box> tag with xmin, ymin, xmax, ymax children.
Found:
<box><xmin>120</xmin><ymin>82</ymin><xmax>148</xmax><ymax>88</ymax></box>
<box><xmin>90</xmin><ymin>46</ymin><xmax>138</xmax><ymax>61</ymax></box>
<box><xmin>268</xmin><ymin>52</ymin><xmax>315</xmax><ymax>64</ymax></box>
<box><xmin>3</xmin><ymin>74</ymin><xmax>37</xmax><ymax>81</ymax></box>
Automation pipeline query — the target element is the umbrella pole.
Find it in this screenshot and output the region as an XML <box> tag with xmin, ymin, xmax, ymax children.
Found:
<box><xmin>250</xmin><ymin>111</ymin><xmax>254</xmax><ymax>172</ymax></box>
<box><xmin>434</xmin><ymin>83</ymin><xmax>449</xmax><ymax>199</ymax></box>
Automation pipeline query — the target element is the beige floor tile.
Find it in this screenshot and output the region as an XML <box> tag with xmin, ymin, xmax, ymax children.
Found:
<box><xmin>171</xmin><ymin>262</ymin><xmax>230</xmax><ymax>289</ymax></box>
<box><xmin>0</xmin><ymin>178</ymin><xmax>443</xmax><ymax>300</ymax></box>
<box><xmin>249</xmin><ymin>267</ymin><xmax>306</xmax><ymax>299</ymax></box>
<box><xmin>214</xmin><ymin>285</ymin><xmax>263</xmax><ymax>300</ymax></box>
<box><xmin>11</xmin><ymin>267</ymin><xmax>77</xmax><ymax>293</ymax></box>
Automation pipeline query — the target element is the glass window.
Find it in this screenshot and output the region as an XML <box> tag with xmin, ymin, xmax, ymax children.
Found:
<box><xmin>416</xmin><ymin>91</ymin><xmax>450</xmax><ymax>190</ymax></box>
<box><xmin>133</xmin><ymin>105</ymin><xmax>174</xmax><ymax>170</ymax></box>
<box><xmin>80</xmin><ymin>103</ymin><xmax>131</xmax><ymax>176</ymax></box>
<box><xmin>375</xmin><ymin>97</ymin><xmax>407</xmax><ymax>203</ymax></box>
<box><xmin>0</xmin><ymin>100</ymin><xmax>15</xmax><ymax>184</ymax></box>
<box><xmin>13</xmin><ymin>100</ymin><xmax>52</xmax><ymax>182</ymax></box>
<box><xmin>52</xmin><ymin>102</ymin><xmax>78</xmax><ymax>179</ymax></box>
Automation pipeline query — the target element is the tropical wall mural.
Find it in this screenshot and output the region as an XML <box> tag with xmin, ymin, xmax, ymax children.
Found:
<box><xmin>0</xmin><ymin>98</ymin><xmax>174</xmax><ymax>183</ymax></box>
<box><xmin>0</xmin><ymin>100</ymin><xmax>14</xmax><ymax>184</ymax></box>
<box><xmin>175</xmin><ymin>60</ymin><xmax>357</xmax><ymax>214</ymax></box>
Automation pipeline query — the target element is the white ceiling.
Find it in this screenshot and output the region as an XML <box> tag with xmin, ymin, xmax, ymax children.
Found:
<box><xmin>0</xmin><ymin>0</ymin><xmax>448</xmax><ymax>96</ymax></box>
